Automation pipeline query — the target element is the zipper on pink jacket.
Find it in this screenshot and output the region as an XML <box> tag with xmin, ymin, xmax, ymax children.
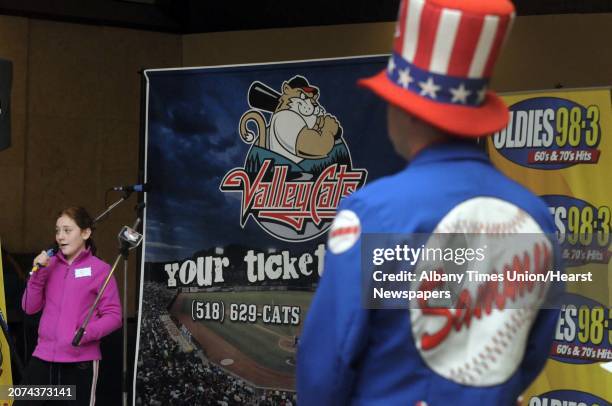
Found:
<box><xmin>51</xmin><ymin>263</ymin><xmax>70</xmax><ymax>361</ymax></box>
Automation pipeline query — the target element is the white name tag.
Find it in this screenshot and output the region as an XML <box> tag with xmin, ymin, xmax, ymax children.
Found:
<box><xmin>75</xmin><ymin>267</ymin><xmax>92</xmax><ymax>278</ymax></box>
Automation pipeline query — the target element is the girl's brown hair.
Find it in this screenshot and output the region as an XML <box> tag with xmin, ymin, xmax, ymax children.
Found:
<box><xmin>57</xmin><ymin>206</ymin><xmax>97</xmax><ymax>255</ymax></box>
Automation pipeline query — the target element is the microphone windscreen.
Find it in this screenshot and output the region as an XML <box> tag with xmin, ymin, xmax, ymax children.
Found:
<box><xmin>134</xmin><ymin>183</ymin><xmax>151</xmax><ymax>192</ymax></box>
<box><xmin>46</xmin><ymin>243</ymin><xmax>59</xmax><ymax>257</ymax></box>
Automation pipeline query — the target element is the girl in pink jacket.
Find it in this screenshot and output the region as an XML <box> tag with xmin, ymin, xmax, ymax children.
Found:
<box><xmin>19</xmin><ymin>206</ymin><xmax>122</xmax><ymax>406</ymax></box>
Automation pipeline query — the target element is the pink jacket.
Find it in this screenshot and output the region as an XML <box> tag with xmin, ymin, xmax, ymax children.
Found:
<box><xmin>22</xmin><ymin>249</ymin><xmax>122</xmax><ymax>362</ymax></box>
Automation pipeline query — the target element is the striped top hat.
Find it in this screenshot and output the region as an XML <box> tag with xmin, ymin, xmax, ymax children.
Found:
<box><xmin>359</xmin><ymin>0</ymin><xmax>516</xmax><ymax>137</ymax></box>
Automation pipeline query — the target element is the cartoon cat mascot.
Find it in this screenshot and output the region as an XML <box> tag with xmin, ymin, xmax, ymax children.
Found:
<box><xmin>239</xmin><ymin>76</ymin><xmax>340</xmax><ymax>164</ymax></box>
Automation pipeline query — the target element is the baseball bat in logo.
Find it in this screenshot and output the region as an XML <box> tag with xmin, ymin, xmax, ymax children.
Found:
<box><xmin>220</xmin><ymin>75</ymin><xmax>367</xmax><ymax>242</ymax></box>
<box><xmin>248</xmin><ymin>81</ymin><xmax>281</xmax><ymax>113</ymax></box>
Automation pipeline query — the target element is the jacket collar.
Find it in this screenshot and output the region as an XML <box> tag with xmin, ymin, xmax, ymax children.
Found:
<box><xmin>409</xmin><ymin>140</ymin><xmax>490</xmax><ymax>167</ymax></box>
<box><xmin>56</xmin><ymin>247</ymin><xmax>92</xmax><ymax>266</ymax></box>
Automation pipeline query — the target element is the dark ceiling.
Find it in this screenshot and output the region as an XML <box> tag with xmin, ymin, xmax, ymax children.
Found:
<box><xmin>0</xmin><ymin>0</ymin><xmax>610</xmax><ymax>34</ymax></box>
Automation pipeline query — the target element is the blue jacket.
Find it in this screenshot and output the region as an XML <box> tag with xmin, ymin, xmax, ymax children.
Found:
<box><xmin>297</xmin><ymin>141</ymin><xmax>559</xmax><ymax>405</ymax></box>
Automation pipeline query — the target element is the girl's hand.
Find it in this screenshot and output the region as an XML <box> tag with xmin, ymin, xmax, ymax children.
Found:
<box><xmin>33</xmin><ymin>250</ymin><xmax>50</xmax><ymax>268</ymax></box>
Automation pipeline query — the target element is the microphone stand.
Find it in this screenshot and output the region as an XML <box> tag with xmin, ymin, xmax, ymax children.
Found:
<box><xmin>72</xmin><ymin>216</ymin><xmax>143</xmax><ymax>406</ymax></box>
<box><xmin>119</xmin><ymin>214</ymin><xmax>142</xmax><ymax>406</ymax></box>
<box><xmin>90</xmin><ymin>192</ymin><xmax>144</xmax><ymax>406</ymax></box>
<box><xmin>0</xmin><ymin>308</ymin><xmax>25</xmax><ymax>380</ymax></box>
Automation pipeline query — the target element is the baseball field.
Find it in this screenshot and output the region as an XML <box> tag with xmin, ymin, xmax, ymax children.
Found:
<box><xmin>169</xmin><ymin>290</ymin><xmax>312</xmax><ymax>390</ymax></box>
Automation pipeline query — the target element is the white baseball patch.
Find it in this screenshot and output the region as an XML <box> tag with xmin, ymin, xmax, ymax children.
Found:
<box><xmin>410</xmin><ymin>197</ymin><xmax>552</xmax><ymax>386</ymax></box>
<box><xmin>328</xmin><ymin>209</ymin><xmax>361</xmax><ymax>255</ymax></box>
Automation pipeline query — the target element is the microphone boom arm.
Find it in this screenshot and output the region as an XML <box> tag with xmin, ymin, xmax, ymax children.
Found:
<box><xmin>72</xmin><ymin>255</ymin><xmax>122</xmax><ymax>346</ymax></box>
<box><xmin>94</xmin><ymin>193</ymin><xmax>132</xmax><ymax>224</ymax></box>
<box><xmin>73</xmin><ymin>217</ymin><xmax>142</xmax><ymax>347</ymax></box>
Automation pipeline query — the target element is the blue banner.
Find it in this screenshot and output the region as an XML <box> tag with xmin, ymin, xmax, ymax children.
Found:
<box><xmin>134</xmin><ymin>56</ymin><xmax>404</xmax><ymax>405</ymax></box>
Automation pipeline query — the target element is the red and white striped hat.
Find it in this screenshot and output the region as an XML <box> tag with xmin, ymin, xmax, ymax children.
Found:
<box><xmin>359</xmin><ymin>0</ymin><xmax>516</xmax><ymax>137</ymax></box>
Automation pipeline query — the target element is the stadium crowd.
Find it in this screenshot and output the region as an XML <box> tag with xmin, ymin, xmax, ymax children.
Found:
<box><xmin>135</xmin><ymin>282</ymin><xmax>296</xmax><ymax>406</ymax></box>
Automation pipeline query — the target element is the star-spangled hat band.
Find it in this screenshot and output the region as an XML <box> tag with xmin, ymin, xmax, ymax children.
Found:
<box><xmin>387</xmin><ymin>53</ymin><xmax>488</xmax><ymax>106</ymax></box>
<box><xmin>359</xmin><ymin>0</ymin><xmax>516</xmax><ymax>137</ymax></box>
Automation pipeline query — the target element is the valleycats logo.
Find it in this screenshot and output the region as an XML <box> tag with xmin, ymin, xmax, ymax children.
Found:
<box><xmin>220</xmin><ymin>75</ymin><xmax>367</xmax><ymax>242</ymax></box>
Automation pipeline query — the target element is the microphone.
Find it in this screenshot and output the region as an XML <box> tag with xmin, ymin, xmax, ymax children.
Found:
<box><xmin>30</xmin><ymin>246</ymin><xmax>58</xmax><ymax>274</ymax></box>
<box><xmin>112</xmin><ymin>183</ymin><xmax>150</xmax><ymax>193</ymax></box>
